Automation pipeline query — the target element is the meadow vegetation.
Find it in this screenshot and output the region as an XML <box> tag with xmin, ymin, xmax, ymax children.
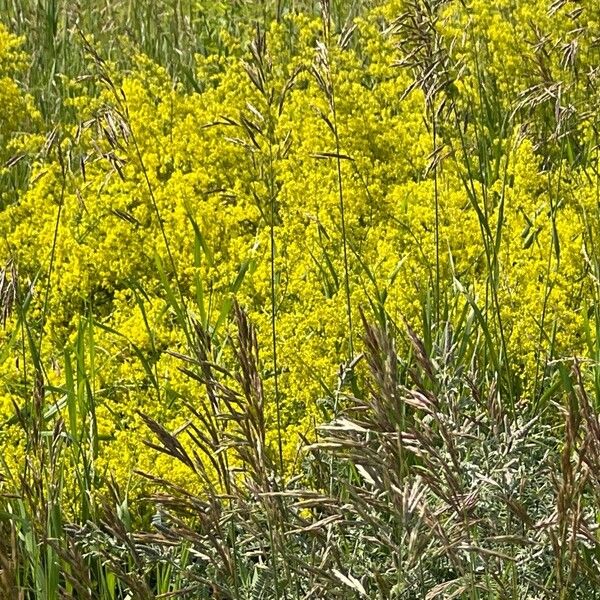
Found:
<box><xmin>2</xmin><ymin>0</ymin><xmax>600</xmax><ymax>597</ymax></box>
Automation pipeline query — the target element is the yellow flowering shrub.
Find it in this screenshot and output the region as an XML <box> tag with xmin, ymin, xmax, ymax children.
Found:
<box><xmin>0</xmin><ymin>25</ymin><xmax>40</xmax><ymax>432</ymax></box>
<box><xmin>0</xmin><ymin>24</ymin><xmax>40</xmax><ymax>203</ymax></box>
<box><xmin>2</xmin><ymin>1</ymin><xmax>600</xmax><ymax>489</ymax></box>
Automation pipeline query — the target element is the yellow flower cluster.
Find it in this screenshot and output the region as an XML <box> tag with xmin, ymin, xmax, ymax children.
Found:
<box><xmin>0</xmin><ymin>24</ymin><xmax>40</xmax><ymax>198</ymax></box>
<box><xmin>1</xmin><ymin>2</ymin><xmax>600</xmax><ymax>488</ymax></box>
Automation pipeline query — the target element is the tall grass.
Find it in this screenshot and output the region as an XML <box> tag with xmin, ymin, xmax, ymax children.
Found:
<box><xmin>7</xmin><ymin>302</ymin><xmax>600</xmax><ymax>598</ymax></box>
<box><xmin>313</xmin><ymin>1</ymin><xmax>355</xmax><ymax>359</ymax></box>
<box><xmin>0</xmin><ymin>0</ymin><xmax>374</xmax><ymax>122</ymax></box>
<box><xmin>3</xmin><ymin>0</ymin><xmax>600</xmax><ymax>597</ymax></box>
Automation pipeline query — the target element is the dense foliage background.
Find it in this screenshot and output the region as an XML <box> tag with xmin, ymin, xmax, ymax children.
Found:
<box><xmin>2</xmin><ymin>0</ymin><xmax>600</xmax><ymax>597</ymax></box>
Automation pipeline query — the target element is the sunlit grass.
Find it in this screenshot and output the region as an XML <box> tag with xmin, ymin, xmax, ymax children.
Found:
<box><xmin>3</xmin><ymin>0</ymin><xmax>600</xmax><ymax>597</ymax></box>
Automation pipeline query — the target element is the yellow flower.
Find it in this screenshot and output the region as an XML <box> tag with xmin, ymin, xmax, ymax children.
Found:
<box><xmin>1</xmin><ymin>2</ymin><xmax>600</xmax><ymax>493</ymax></box>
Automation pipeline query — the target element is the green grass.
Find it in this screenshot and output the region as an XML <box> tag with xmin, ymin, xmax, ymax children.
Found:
<box><xmin>0</xmin><ymin>0</ymin><xmax>377</xmax><ymax>123</ymax></box>
<box><xmin>5</xmin><ymin>295</ymin><xmax>600</xmax><ymax>598</ymax></box>
<box><xmin>3</xmin><ymin>0</ymin><xmax>600</xmax><ymax>597</ymax></box>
